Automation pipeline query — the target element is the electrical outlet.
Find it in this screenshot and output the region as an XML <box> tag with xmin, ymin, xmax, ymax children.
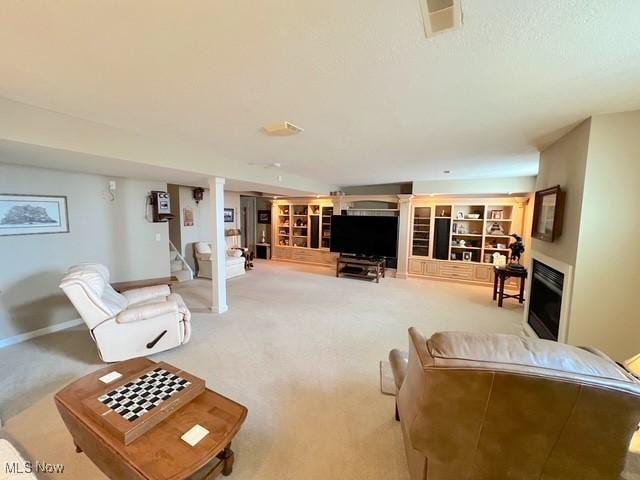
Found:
<box><xmin>155</xmin><ymin>233</ymin><xmax>162</xmax><ymax>242</ymax></box>
<box><xmin>108</xmin><ymin>180</ymin><xmax>117</xmax><ymax>191</ymax></box>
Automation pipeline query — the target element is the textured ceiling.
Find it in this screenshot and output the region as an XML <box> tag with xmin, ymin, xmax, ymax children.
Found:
<box><xmin>1</xmin><ymin>0</ymin><xmax>639</xmax><ymax>186</ymax></box>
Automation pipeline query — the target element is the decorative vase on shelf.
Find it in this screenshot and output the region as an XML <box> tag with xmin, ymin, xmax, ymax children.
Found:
<box><xmin>260</xmin><ymin>230</ymin><xmax>266</xmax><ymax>243</ymax></box>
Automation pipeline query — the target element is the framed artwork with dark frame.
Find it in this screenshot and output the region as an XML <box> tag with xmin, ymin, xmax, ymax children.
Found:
<box><xmin>0</xmin><ymin>193</ymin><xmax>69</xmax><ymax>236</ymax></box>
<box><xmin>224</xmin><ymin>208</ymin><xmax>234</xmax><ymax>223</ymax></box>
<box><xmin>462</xmin><ymin>251</ymin><xmax>473</xmax><ymax>262</ymax></box>
<box><xmin>257</xmin><ymin>210</ymin><xmax>271</xmax><ymax>224</ymax></box>
<box><xmin>532</xmin><ymin>185</ymin><xmax>564</xmax><ymax>242</ymax></box>
<box><xmin>490</xmin><ymin>209</ymin><xmax>503</xmax><ymax>220</ymax></box>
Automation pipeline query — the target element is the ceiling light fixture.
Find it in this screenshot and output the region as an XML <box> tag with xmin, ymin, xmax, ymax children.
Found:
<box><xmin>263</xmin><ymin>122</ymin><xmax>304</xmax><ymax>136</ymax></box>
<box><xmin>443</xmin><ymin>170</ymin><xmax>451</xmax><ymax>174</ymax></box>
<box><xmin>419</xmin><ymin>0</ymin><xmax>463</xmax><ymax>39</ymax></box>
<box><xmin>248</xmin><ymin>162</ymin><xmax>282</xmax><ymax>169</ymax></box>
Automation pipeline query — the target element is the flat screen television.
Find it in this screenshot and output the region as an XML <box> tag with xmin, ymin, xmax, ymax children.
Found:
<box><xmin>330</xmin><ymin>215</ymin><xmax>398</xmax><ymax>258</ymax></box>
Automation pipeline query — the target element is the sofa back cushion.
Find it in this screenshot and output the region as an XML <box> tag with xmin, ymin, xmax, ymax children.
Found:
<box><xmin>59</xmin><ymin>265</ymin><xmax>128</xmax><ymax>329</ymax></box>
<box><xmin>195</xmin><ymin>242</ymin><xmax>212</xmax><ymax>255</ymax></box>
<box><xmin>425</xmin><ymin>331</ymin><xmax>638</xmax><ymax>393</ymax></box>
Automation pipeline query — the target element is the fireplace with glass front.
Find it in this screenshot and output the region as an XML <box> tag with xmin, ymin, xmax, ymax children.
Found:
<box><xmin>528</xmin><ymin>260</ymin><xmax>565</xmax><ymax>341</ymax></box>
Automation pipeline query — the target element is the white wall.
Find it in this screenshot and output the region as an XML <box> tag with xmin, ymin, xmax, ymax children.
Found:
<box><xmin>413</xmin><ymin>176</ymin><xmax>536</xmax><ymax>196</ymax></box>
<box><xmin>530</xmin><ymin>112</ymin><xmax>640</xmax><ymax>361</ymax></box>
<box><xmin>532</xmin><ymin>119</ymin><xmax>590</xmax><ymax>266</ymax></box>
<box><xmin>0</xmin><ymin>163</ymin><xmax>169</xmax><ymax>340</ymax></box>
<box><xmin>173</xmin><ymin>186</ymin><xmax>241</xmax><ymax>270</ymax></box>
<box><xmin>569</xmin><ymin>111</ymin><xmax>640</xmax><ymax>360</ymax></box>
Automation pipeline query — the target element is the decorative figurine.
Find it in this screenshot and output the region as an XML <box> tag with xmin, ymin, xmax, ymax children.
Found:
<box><xmin>508</xmin><ymin>233</ymin><xmax>525</xmax><ymax>264</ymax></box>
<box><xmin>486</xmin><ymin>222</ymin><xmax>504</xmax><ymax>235</ymax></box>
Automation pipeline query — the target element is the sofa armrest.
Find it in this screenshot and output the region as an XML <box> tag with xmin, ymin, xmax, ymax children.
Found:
<box><xmin>122</xmin><ymin>285</ymin><xmax>170</xmax><ymax>305</ymax></box>
<box><xmin>116</xmin><ymin>301</ymin><xmax>178</xmax><ymax>323</ymax></box>
<box><xmin>389</xmin><ymin>349</ymin><xmax>409</xmax><ymax>391</ymax></box>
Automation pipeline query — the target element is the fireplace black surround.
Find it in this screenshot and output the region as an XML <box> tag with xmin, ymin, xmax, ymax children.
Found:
<box><xmin>528</xmin><ymin>260</ymin><xmax>564</xmax><ymax>341</ymax></box>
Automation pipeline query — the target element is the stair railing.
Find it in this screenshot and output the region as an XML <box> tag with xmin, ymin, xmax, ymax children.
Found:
<box><xmin>169</xmin><ymin>241</ymin><xmax>194</xmax><ymax>280</ymax></box>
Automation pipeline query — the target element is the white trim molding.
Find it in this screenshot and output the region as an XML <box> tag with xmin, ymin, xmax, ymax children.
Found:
<box><xmin>0</xmin><ymin>318</ymin><xmax>83</xmax><ymax>349</ymax></box>
<box><xmin>522</xmin><ymin>250</ymin><xmax>574</xmax><ymax>344</ymax></box>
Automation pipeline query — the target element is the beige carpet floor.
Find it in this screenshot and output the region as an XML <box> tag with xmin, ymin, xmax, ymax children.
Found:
<box><xmin>1</xmin><ymin>261</ymin><xmax>636</xmax><ymax>479</ymax></box>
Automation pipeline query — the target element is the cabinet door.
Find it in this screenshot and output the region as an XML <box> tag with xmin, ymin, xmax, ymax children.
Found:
<box><xmin>409</xmin><ymin>259</ymin><xmax>425</xmax><ymax>275</ymax></box>
<box><xmin>473</xmin><ymin>265</ymin><xmax>492</xmax><ymax>282</ymax></box>
<box><xmin>424</xmin><ymin>260</ymin><xmax>439</xmax><ymax>276</ymax></box>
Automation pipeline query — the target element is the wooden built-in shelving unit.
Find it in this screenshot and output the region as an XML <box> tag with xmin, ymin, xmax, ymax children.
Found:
<box><xmin>272</xmin><ymin>200</ymin><xmax>337</xmax><ymax>266</ymax></box>
<box><xmin>408</xmin><ymin>197</ymin><xmax>529</xmax><ymax>287</ymax></box>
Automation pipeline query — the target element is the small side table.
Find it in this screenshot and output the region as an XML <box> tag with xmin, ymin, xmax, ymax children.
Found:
<box><xmin>493</xmin><ymin>266</ymin><xmax>527</xmax><ymax>307</ymax></box>
<box><xmin>256</xmin><ymin>243</ymin><xmax>271</xmax><ymax>260</ymax></box>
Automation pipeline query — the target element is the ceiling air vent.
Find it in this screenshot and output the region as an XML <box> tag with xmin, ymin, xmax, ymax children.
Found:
<box><xmin>419</xmin><ymin>0</ymin><xmax>462</xmax><ymax>38</ymax></box>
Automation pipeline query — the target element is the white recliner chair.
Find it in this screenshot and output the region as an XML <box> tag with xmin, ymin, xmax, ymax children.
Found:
<box><xmin>59</xmin><ymin>263</ymin><xmax>191</xmax><ymax>362</ymax></box>
<box><xmin>195</xmin><ymin>232</ymin><xmax>246</xmax><ymax>280</ymax></box>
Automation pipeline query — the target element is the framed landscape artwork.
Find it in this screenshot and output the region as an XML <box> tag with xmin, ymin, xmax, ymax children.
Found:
<box><xmin>0</xmin><ymin>194</ymin><xmax>69</xmax><ymax>236</ymax></box>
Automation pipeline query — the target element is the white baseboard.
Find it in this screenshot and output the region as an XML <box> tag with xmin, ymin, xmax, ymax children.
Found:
<box><xmin>0</xmin><ymin>318</ymin><xmax>84</xmax><ymax>349</ymax></box>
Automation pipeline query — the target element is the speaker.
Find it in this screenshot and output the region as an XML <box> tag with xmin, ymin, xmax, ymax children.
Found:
<box><xmin>434</xmin><ymin>218</ymin><xmax>451</xmax><ymax>260</ymax></box>
<box><xmin>310</xmin><ymin>215</ymin><xmax>320</xmax><ymax>248</ymax></box>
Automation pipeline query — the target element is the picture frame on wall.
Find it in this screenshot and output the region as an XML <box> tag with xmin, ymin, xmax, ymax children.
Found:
<box><xmin>532</xmin><ymin>185</ymin><xmax>564</xmax><ymax>242</ymax></box>
<box><xmin>257</xmin><ymin>210</ymin><xmax>271</xmax><ymax>224</ymax></box>
<box><xmin>224</xmin><ymin>208</ymin><xmax>234</xmax><ymax>223</ymax></box>
<box><xmin>0</xmin><ymin>194</ymin><xmax>69</xmax><ymax>236</ymax></box>
<box><xmin>183</xmin><ymin>207</ymin><xmax>194</xmax><ymax>226</ymax></box>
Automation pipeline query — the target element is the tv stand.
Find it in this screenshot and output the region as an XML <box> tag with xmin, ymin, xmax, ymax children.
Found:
<box><xmin>336</xmin><ymin>255</ymin><xmax>386</xmax><ymax>283</ymax></box>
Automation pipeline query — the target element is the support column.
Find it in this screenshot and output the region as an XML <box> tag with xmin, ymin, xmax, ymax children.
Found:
<box><xmin>396</xmin><ymin>194</ymin><xmax>414</xmax><ymax>279</ymax></box>
<box><xmin>208</xmin><ymin>177</ymin><xmax>228</xmax><ymax>313</ymax></box>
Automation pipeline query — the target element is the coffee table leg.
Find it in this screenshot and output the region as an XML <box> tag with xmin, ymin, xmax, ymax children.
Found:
<box><xmin>492</xmin><ymin>271</ymin><xmax>499</xmax><ymax>301</ymax></box>
<box><xmin>218</xmin><ymin>444</ymin><xmax>235</xmax><ymax>476</ymax></box>
<box><xmin>498</xmin><ymin>274</ymin><xmax>506</xmax><ymax>307</ymax></box>
<box><xmin>74</xmin><ymin>443</ymin><xmax>83</xmax><ymax>454</ymax></box>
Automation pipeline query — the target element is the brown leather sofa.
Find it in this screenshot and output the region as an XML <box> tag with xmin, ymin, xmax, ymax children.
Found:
<box><xmin>389</xmin><ymin>328</ymin><xmax>640</xmax><ymax>480</ymax></box>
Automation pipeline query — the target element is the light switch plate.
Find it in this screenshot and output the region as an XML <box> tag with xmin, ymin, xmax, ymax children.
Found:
<box><xmin>155</xmin><ymin>233</ymin><xmax>162</xmax><ymax>242</ymax></box>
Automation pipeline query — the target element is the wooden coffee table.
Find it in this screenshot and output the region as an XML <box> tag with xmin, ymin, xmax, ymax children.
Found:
<box><xmin>55</xmin><ymin>358</ymin><xmax>248</xmax><ymax>479</ymax></box>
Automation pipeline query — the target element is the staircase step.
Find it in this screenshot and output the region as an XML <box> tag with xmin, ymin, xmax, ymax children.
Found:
<box><xmin>173</xmin><ymin>270</ymin><xmax>192</xmax><ymax>282</ymax></box>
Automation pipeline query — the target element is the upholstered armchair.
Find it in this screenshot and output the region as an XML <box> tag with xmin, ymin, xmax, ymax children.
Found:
<box><xmin>389</xmin><ymin>328</ymin><xmax>640</xmax><ymax>480</ymax></box>
<box><xmin>59</xmin><ymin>264</ymin><xmax>191</xmax><ymax>362</ymax></box>
<box><xmin>194</xmin><ymin>234</ymin><xmax>246</xmax><ymax>280</ymax></box>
